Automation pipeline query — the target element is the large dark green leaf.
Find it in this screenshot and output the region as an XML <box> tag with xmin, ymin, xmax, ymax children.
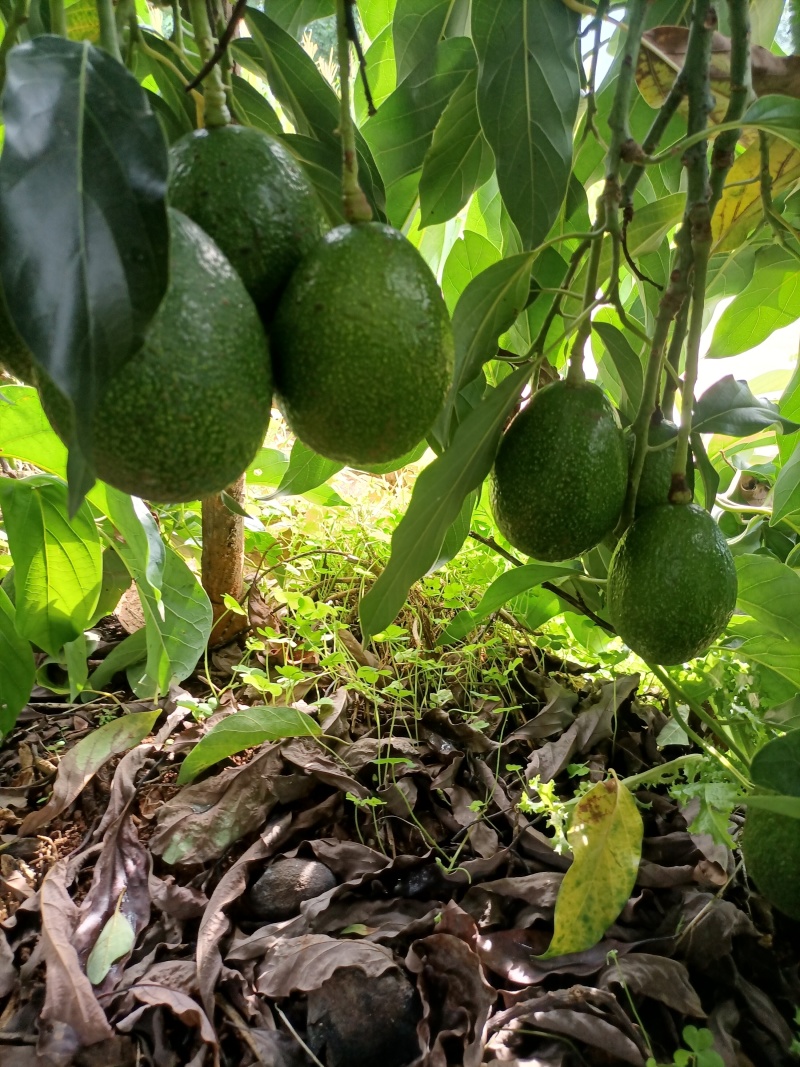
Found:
<box><xmin>693</xmin><ymin>376</ymin><xmax>800</xmax><ymax>436</ymax></box>
<box><xmin>279</xmin><ymin>132</ymin><xmax>382</xmax><ymax>225</ymax></box>
<box><xmin>392</xmin><ymin>0</ymin><xmax>459</xmax><ymax>83</ymax></box>
<box><xmin>0</xmin><ymin>589</ymin><xmax>36</xmax><ymax>737</ymax></box>
<box><xmin>592</xmin><ymin>320</ymin><xmax>644</xmax><ymax>423</ymax></box>
<box><xmin>359</xmin><ymin>365</ymin><xmax>529</xmax><ymax>639</ymax></box>
<box><xmin>430</xmin><ymin>489</ymin><xmax>478</xmax><ymax>573</ymax></box>
<box><xmin>0</xmin><ymin>37</ymin><xmax>169</xmax><ymax>485</ymax></box>
<box><xmin>433</xmin><ymin>252</ymin><xmax>535</xmax><ymax>447</ymax></box>
<box><xmin>418</xmin><ymin>68</ymin><xmax>494</xmax><ymax>227</ymax></box>
<box><xmin>266</xmin><ymin>0</ymin><xmax>335</xmax><ymax>37</ymax></box>
<box><xmin>238</xmin><ymin>12</ymin><xmax>385</xmax><ymax>213</ymax></box>
<box><xmin>472</xmin><ymin>0</ymin><xmax>580</xmax><ymax>250</ymax></box>
<box><xmin>750</xmin><ymin>730</ymin><xmax>800</xmax><ymax>796</ymax></box>
<box><xmin>362</xmin><ymin>36</ymin><xmax>475</xmax><ymax>225</ymax></box>
<box><xmin>0</xmin><ymin>475</ymin><xmax>102</xmax><ymax>657</ymax></box>
<box><xmin>230</xmin><ymin>75</ymin><xmax>283</xmax><ymax>136</ymax></box>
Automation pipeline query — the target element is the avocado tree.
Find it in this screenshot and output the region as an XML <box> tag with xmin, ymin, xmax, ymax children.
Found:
<box><xmin>2</xmin><ymin>0</ymin><xmax>800</xmax><ymax>966</ymax></box>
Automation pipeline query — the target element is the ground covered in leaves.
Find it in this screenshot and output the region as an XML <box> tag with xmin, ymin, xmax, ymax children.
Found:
<box><xmin>1</xmin><ymin>611</ymin><xmax>799</xmax><ymax>1067</ymax></box>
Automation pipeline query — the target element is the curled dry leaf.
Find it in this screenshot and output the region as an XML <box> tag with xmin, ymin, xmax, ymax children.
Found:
<box><xmin>115</xmin><ymin>980</ymin><xmax>217</xmax><ymax>1050</ymax></box>
<box><xmin>599</xmin><ymin>952</ymin><xmax>706</xmax><ymax>1017</ymax></box>
<box><xmin>255</xmin><ymin>933</ymin><xmax>398</xmax><ymax>997</ymax></box>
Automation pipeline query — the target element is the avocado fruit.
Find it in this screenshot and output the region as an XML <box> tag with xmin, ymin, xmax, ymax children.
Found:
<box><xmin>741</xmin><ymin>807</ymin><xmax>800</xmax><ymax>920</ymax></box>
<box><xmin>270</xmin><ymin>222</ymin><xmax>454</xmax><ymax>466</ymax></box>
<box><xmin>607</xmin><ymin>502</ymin><xmax>737</xmax><ymax>665</ymax></box>
<box><xmin>39</xmin><ymin>209</ymin><xmax>272</xmax><ymax>502</ymax></box>
<box><xmin>168</xmin><ymin>125</ymin><xmax>326</xmax><ymax>317</ymax></box>
<box><xmin>0</xmin><ymin>284</ymin><xmax>37</xmax><ymax>385</ymax></box>
<box><xmin>631</xmin><ymin>418</ymin><xmax>695</xmax><ymax>516</ymax></box>
<box><xmin>490</xmin><ymin>379</ymin><xmax>628</xmax><ymax>562</ymax></box>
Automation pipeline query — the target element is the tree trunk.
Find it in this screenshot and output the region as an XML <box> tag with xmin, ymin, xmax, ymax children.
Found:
<box><xmin>201</xmin><ymin>476</ymin><xmax>249</xmax><ymax>647</ymax></box>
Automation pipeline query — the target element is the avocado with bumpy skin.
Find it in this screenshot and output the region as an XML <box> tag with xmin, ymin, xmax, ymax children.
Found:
<box><xmin>39</xmin><ymin>209</ymin><xmax>272</xmax><ymax>502</ymax></box>
<box><xmin>741</xmin><ymin>807</ymin><xmax>800</xmax><ymax>920</ymax></box>
<box><xmin>270</xmin><ymin>222</ymin><xmax>454</xmax><ymax>466</ymax></box>
<box><xmin>490</xmin><ymin>379</ymin><xmax>628</xmax><ymax>562</ymax></box>
<box><xmin>631</xmin><ymin>418</ymin><xmax>695</xmax><ymax>516</ymax></box>
<box><xmin>168</xmin><ymin>125</ymin><xmax>327</xmax><ymax>318</ymax></box>
<box><xmin>607</xmin><ymin>502</ymin><xmax>737</xmax><ymax>665</ymax></box>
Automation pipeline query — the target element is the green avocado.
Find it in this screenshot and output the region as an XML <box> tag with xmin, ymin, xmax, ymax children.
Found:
<box><xmin>0</xmin><ymin>284</ymin><xmax>37</xmax><ymax>385</ymax></box>
<box><xmin>39</xmin><ymin>209</ymin><xmax>272</xmax><ymax>502</ymax></box>
<box><xmin>741</xmin><ymin>807</ymin><xmax>800</xmax><ymax>920</ymax></box>
<box><xmin>607</xmin><ymin>502</ymin><xmax>737</xmax><ymax>665</ymax></box>
<box><xmin>490</xmin><ymin>379</ymin><xmax>628</xmax><ymax>562</ymax></box>
<box><xmin>630</xmin><ymin>419</ymin><xmax>695</xmax><ymax>516</ymax></box>
<box><xmin>168</xmin><ymin>125</ymin><xmax>327</xmax><ymax>317</ymax></box>
<box><xmin>270</xmin><ymin>222</ymin><xmax>454</xmax><ymax>466</ymax></box>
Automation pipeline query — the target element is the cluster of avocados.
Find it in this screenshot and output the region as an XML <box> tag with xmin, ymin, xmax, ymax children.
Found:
<box><xmin>490</xmin><ymin>380</ymin><xmax>737</xmax><ymax>667</ymax></box>
<box><xmin>1</xmin><ymin>122</ymin><xmax>454</xmax><ymax>500</ymax></box>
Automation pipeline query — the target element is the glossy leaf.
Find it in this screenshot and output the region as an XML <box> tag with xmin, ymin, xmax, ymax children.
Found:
<box><xmin>542</xmin><ymin>777</ymin><xmax>643</xmax><ymax>958</ymax></box>
<box><xmin>592</xmin><ymin>320</ymin><xmax>644</xmax><ymax>422</ymax></box>
<box><xmin>739</xmin><ymin>637</ymin><xmax>800</xmax><ymax>693</ymax></box>
<box><xmin>230</xmin><ymin>75</ymin><xmax>283</xmax><ymax>136</ymax></box>
<box><xmin>741</xmin><ymin>95</ymin><xmax>800</xmax><ymax>150</ymax></box>
<box><xmin>0</xmin><ymin>38</ymin><xmax>169</xmax><ymax>480</ymax></box>
<box><xmin>88</xmin><ymin>629</ymin><xmax>148</xmax><ymax>693</ymax></box>
<box><xmin>177</xmin><ymin>706</ymin><xmax>321</xmax><ymax>785</ymax></box>
<box><xmin>265</xmin><ymin>439</ymin><xmax>343</xmax><ymax>500</ymax></box>
<box><xmin>86</xmin><ymin>909</ymin><xmax>136</xmax><ymax>986</ymax></box>
<box><xmin>735</xmin><ymin>554</ymin><xmax>800</xmax><ymax>644</ymax></box>
<box><xmin>362</xmin><ymin>36</ymin><xmax>475</xmax><ymax>225</ymax></box>
<box><xmin>0</xmin><ymin>589</ymin><xmax>35</xmax><ymax>737</ymax></box>
<box><xmin>419</xmin><ymin>68</ymin><xmax>494</xmax><ymax>227</ymax></box>
<box><xmin>359</xmin><ymin>365</ymin><xmax>529</xmax><ymax>640</ymax></box>
<box><xmin>0</xmin><ymin>385</ymin><xmax>68</xmax><ymax>476</ymax></box>
<box><xmin>441</xmin><ymin>231</ymin><xmax>502</xmax><ymax>313</ymax></box>
<box><xmin>440</xmin><ymin>561</ymin><xmax>581</xmax><ymax>644</ymax></box>
<box><xmin>750</xmin><ymin>730</ymin><xmax>800</xmax><ymax>796</ymax></box>
<box><xmin>693</xmin><ymin>376</ymin><xmax>800</xmax><ymax>436</ymax></box>
<box><xmin>393</xmin><ymin>0</ymin><xmax>455</xmax><ymax>84</ymax></box>
<box><xmin>433</xmin><ymin>252</ymin><xmax>535</xmax><ymax>446</ymax></box>
<box><xmin>360</xmin><ymin>0</ymin><xmax>396</xmax><ymax>38</ymax></box>
<box><xmin>472</xmin><ymin>0</ymin><xmax>580</xmax><ymax>250</ymax></box>
<box><xmin>266</xmin><ymin>0</ymin><xmax>334</xmax><ymax>37</ymax></box>
<box><xmin>708</xmin><ymin>248</ymin><xmax>800</xmax><ymax>358</ymax></box>
<box><xmin>354</xmin><ymin>26</ymin><xmax>396</xmax><ymax>124</ymax></box>
<box><xmin>0</xmin><ymin>476</ymin><xmax>102</xmax><ymax>656</ymax></box>
<box><xmin>429</xmin><ymin>490</ymin><xmax>478</xmax><ymax>574</ymax></box>
<box><xmin>744</xmin><ymin>794</ymin><xmax>800</xmax><ymax>819</ymax></box>
<box><xmin>19</xmin><ymin>710</ymin><xmax>160</xmax><ymax>835</ymax></box>
<box><xmin>772</xmin><ymin>444</ymin><xmax>800</xmax><ymax>524</ymax></box>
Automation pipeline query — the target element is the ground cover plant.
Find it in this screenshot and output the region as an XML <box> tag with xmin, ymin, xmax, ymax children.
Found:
<box><xmin>1</xmin><ymin>0</ymin><xmax>800</xmax><ymax>1063</ymax></box>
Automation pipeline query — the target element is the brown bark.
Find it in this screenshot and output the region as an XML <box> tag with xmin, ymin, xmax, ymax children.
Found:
<box><xmin>201</xmin><ymin>475</ymin><xmax>249</xmax><ymax>647</ymax></box>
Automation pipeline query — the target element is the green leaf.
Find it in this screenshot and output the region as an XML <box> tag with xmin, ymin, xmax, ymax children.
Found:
<box><xmin>541</xmin><ymin>777</ymin><xmax>643</xmax><ymax>958</ymax></box>
<box><xmin>743</xmin><ymin>794</ymin><xmax>800</xmax><ymax>819</ymax></box>
<box><xmin>0</xmin><ymin>385</ymin><xmax>68</xmax><ymax>476</ymax></box>
<box><xmin>750</xmin><ymin>730</ymin><xmax>800</xmax><ymax>796</ymax></box>
<box><xmin>86</xmin><ymin>909</ymin><xmax>136</xmax><ymax>985</ymax></box>
<box><xmin>230</xmin><ymin>74</ymin><xmax>283</xmax><ymax>136</ymax></box>
<box><xmin>0</xmin><ymin>588</ymin><xmax>35</xmax><ymax>737</ymax></box>
<box><xmin>741</xmin><ymin>95</ymin><xmax>800</xmax><ymax>150</ymax></box>
<box><xmin>0</xmin><ymin>37</ymin><xmax>169</xmax><ymax>481</ymax></box>
<box><xmin>625</xmin><ymin>192</ymin><xmax>684</xmax><ymax>255</ymax></box>
<box><xmin>247</xmin><ymin>446</ymin><xmax>290</xmax><ymax>486</ymax></box>
<box><xmin>177</xmin><ymin>706</ymin><xmax>321</xmax><ymax>785</ymax></box>
<box><xmin>265</xmin><ymin>438</ymin><xmax>343</xmax><ymax>500</ymax></box>
<box><xmin>19</xmin><ymin>710</ymin><xmax>160</xmax><ymax>835</ymax></box>
<box><xmin>440</xmin><ymin>561</ymin><xmax>581</xmax><ymax>643</ymax></box>
<box><xmin>354</xmin><ymin>25</ymin><xmax>396</xmax><ymax>124</ymax></box>
<box><xmin>472</xmin><ymin>0</ymin><xmax>580</xmax><ymax>250</ymax></box>
<box><xmin>738</xmin><ymin>636</ymin><xmax>800</xmax><ymax>693</ymax></box>
<box><xmin>441</xmin><ymin>231</ymin><xmax>502</xmax><ymax>314</ymax></box>
<box><xmin>773</xmin><ymin>444</ymin><xmax>800</xmax><ymax>524</ymax></box>
<box><xmin>88</xmin><ymin>629</ymin><xmax>148</xmax><ymax>693</ymax></box>
<box><xmin>362</xmin><ymin>36</ymin><xmax>475</xmax><ymax>225</ymax></box>
<box><xmin>265</xmin><ymin>0</ymin><xmax>334</xmax><ymax>37</ymax></box>
<box><xmin>693</xmin><ymin>376</ymin><xmax>800</xmax><ymax>436</ymax></box>
<box><xmin>708</xmin><ymin>248</ymin><xmax>800</xmax><ymax>359</ymax></box>
<box><xmin>433</xmin><ymin>251</ymin><xmax>535</xmax><ymax>446</ymax></box>
<box><xmin>89</xmin><ymin>547</ymin><xmax>132</xmax><ymax>627</ymax></box>
<box><xmin>0</xmin><ymin>476</ymin><xmax>102</xmax><ymax>656</ymax></box>
<box><xmin>278</xmin><ymin>133</ymin><xmax>346</xmax><ymax>225</ymax></box>
<box><xmin>592</xmin><ymin>320</ymin><xmax>644</xmax><ymax>422</ymax></box>
<box><xmin>359</xmin><ymin>365</ymin><xmax>529</xmax><ymax>640</ymax></box>
<box><xmin>735</xmin><ymin>554</ymin><xmax>800</xmax><ymax>644</ymax></box>
<box><xmin>360</xmin><ymin>0</ymin><xmax>396</xmax><ymax>39</ymax></box>
<box><xmin>134</xmin><ymin>32</ymin><xmax>195</xmax><ymax>140</ymax></box>
<box><xmin>392</xmin><ymin>0</ymin><xmax>456</xmax><ymax>84</ymax></box>
<box><xmin>429</xmin><ymin>489</ymin><xmax>478</xmax><ymax>573</ymax></box>
<box><xmin>418</xmin><ymin>68</ymin><xmax>494</xmax><ymax>227</ymax></box>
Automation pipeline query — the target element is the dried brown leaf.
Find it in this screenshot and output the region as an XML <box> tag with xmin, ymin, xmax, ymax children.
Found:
<box><xmin>599</xmin><ymin>953</ymin><xmax>706</xmax><ymax>1017</ymax></box>
<box><xmin>256</xmin><ymin>934</ymin><xmax>398</xmax><ymax>997</ymax></box>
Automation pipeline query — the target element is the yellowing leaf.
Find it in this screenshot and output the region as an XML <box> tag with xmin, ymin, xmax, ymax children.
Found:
<box><xmin>713</xmin><ymin>137</ymin><xmax>800</xmax><ymax>251</ymax></box>
<box><xmin>86</xmin><ymin>909</ymin><xmax>136</xmax><ymax>985</ymax></box>
<box><xmin>541</xmin><ymin>777</ymin><xmax>643</xmax><ymax>959</ymax></box>
<box><xmin>66</xmin><ymin>0</ymin><xmax>100</xmax><ymax>41</ymax></box>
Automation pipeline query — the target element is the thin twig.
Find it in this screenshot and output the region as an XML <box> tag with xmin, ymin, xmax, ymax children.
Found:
<box><xmin>185</xmin><ymin>0</ymin><xmax>247</xmax><ymax>93</ymax></box>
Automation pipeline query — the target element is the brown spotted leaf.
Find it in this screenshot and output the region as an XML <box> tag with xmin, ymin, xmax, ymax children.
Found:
<box><xmin>713</xmin><ymin>136</ymin><xmax>800</xmax><ymax>251</ymax></box>
<box><xmin>541</xmin><ymin>777</ymin><xmax>643</xmax><ymax>959</ymax></box>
